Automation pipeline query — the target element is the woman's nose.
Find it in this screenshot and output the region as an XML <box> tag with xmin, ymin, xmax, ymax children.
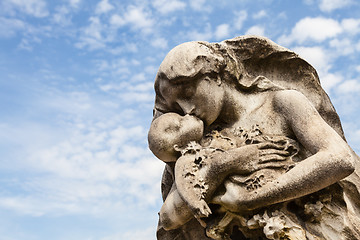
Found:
<box><xmin>177</xmin><ymin>100</ymin><xmax>195</xmax><ymax>115</ymax></box>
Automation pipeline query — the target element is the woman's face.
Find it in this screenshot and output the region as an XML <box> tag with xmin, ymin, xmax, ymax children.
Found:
<box><xmin>158</xmin><ymin>75</ymin><xmax>225</xmax><ymax>126</ymax></box>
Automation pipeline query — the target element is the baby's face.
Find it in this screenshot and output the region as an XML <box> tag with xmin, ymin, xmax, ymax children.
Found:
<box><xmin>156</xmin><ymin>112</ymin><xmax>204</xmax><ymax>144</ymax></box>
<box><xmin>148</xmin><ymin>112</ymin><xmax>204</xmax><ymax>162</ymax></box>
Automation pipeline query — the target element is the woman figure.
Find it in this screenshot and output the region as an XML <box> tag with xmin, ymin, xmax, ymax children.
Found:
<box><xmin>149</xmin><ymin>36</ymin><xmax>360</xmax><ymax>239</ymax></box>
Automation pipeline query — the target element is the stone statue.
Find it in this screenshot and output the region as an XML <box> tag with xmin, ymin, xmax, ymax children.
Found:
<box><xmin>148</xmin><ymin>36</ymin><xmax>360</xmax><ymax>239</ymax></box>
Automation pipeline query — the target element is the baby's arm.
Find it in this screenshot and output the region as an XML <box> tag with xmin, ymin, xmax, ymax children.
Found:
<box><xmin>158</xmin><ymin>183</ymin><xmax>195</xmax><ymax>230</ymax></box>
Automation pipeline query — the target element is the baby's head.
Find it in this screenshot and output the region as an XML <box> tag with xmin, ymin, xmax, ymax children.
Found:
<box><xmin>148</xmin><ymin>112</ymin><xmax>204</xmax><ymax>162</ymax></box>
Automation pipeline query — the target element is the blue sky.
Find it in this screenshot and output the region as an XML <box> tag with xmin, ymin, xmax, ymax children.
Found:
<box><xmin>0</xmin><ymin>0</ymin><xmax>360</xmax><ymax>239</ymax></box>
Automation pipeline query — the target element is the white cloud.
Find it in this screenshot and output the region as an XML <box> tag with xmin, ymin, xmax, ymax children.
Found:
<box><xmin>124</xmin><ymin>6</ymin><xmax>154</xmax><ymax>30</ymax></box>
<box><xmin>131</xmin><ymin>73</ymin><xmax>146</xmax><ymax>82</ymax></box>
<box><xmin>253</xmin><ymin>10</ymin><xmax>267</xmax><ymax>19</ymax></box>
<box><xmin>279</xmin><ymin>17</ymin><xmax>342</xmax><ymax>45</ymax></box>
<box><xmin>4</xmin><ymin>0</ymin><xmax>49</xmax><ymax>17</ymax></box>
<box><xmin>303</xmin><ymin>0</ymin><xmax>315</xmax><ymax>4</ymax></box>
<box><xmin>85</xmin><ymin>17</ymin><xmax>103</xmax><ymax>40</ymax></box>
<box><xmin>110</xmin><ymin>6</ymin><xmax>155</xmax><ymax>33</ymax></box>
<box><xmin>110</xmin><ymin>14</ymin><xmax>126</xmax><ymax>27</ymax></box>
<box><xmin>99</xmin><ymin>80</ymin><xmax>154</xmax><ymax>103</ymax></box>
<box><xmin>185</xmin><ymin>24</ymin><xmax>213</xmax><ymax>41</ymax></box>
<box><xmin>95</xmin><ymin>0</ymin><xmax>114</xmax><ymax>15</ymax></box>
<box><xmin>107</xmin><ymin>43</ymin><xmax>138</xmax><ymax>55</ymax></box>
<box><xmin>77</xmin><ymin>6</ymin><xmax>156</xmax><ymax>50</ymax></box>
<box><xmin>37</xmin><ymin>90</ymin><xmax>93</xmax><ymax>115</ymax></box>
<box><xmin>320</xmin><ymin>73</ymin><xmax>343</xmax><ymax>92</ymax></box>
<box><xmin>10</xmin><ymin>113</ymin><xmax>165</xmax><ymax>216</ymax></box>
<box><xmin>68</xmin><ymin>0</ymin><xmax>81</xmax><ymax>8</ymax></box>
<box><xmin>319</xmin><ymin>0</ymin><xmax>353</xmax><ymax>12</ymax></box>
<box><xmin>121</xmin><ymin>92</ymin><xmax>154</xmax><ymax>103</ymax></box>
<box><xmin>52</xmin><ymin>6</ymin><xmax>72</xmax><ymax>26</ymax></box>
<box><xmin>0</xmin><ymin>17</ymin><xmax>25</xmax><ymax>38</ymax></box>
<box><xmin>277</xmin><ymin>12</ymin><xmax>287</xmax><ymax>20</ymax></box>
<box><xmin>152</xmin><ymin>0</ymin><xmax>186</xmax><ymax>14</ymax></box>
<box><xmin>337</xmin><ymin>80</ymin><xmax>360</xmax><ymax>93</ymax></box>
<box><xmin>76</xmin><ymin>17</ymin><xmax>107</xmax><ymax>50</ymax></box>
<box><xmin>145</xmin><ymin>65</ymin><xmax>157</xmax><ymax>75</ymax></box>
<box><xmin>151</xmin><ymin>37</ymin><xmax>168</xmax><ymax>49</ymax></box>
<box><xmin>233</xmin><ymin>10</ymin><xmax>247</xmax><ymax>30</ymax></box>
<box><xmin>341</xmin><ymin>18</ymin><xmax>360</xmax><ymax>35</ymax></box>
<box><xmin>189</xmin><ymin>0</ymin><xmax>210</xmax><ymax>11</ymax></box>
<box><xmin>245</xmin><ymin>25</ymin><xmax>265</xmax><ymax>36</ymax></box>
<box><xmin>329</xmin><ymin>38</ymin><xmax>354</xmax><ymax>56</ymax></box>
<box><xmin>215</xmin><ymin>24</ymin><xmax>230</xmax><ymax>40</ymax></box>
<box><xmin>16</xmin><ymin>24</ymin><xmax>50</xmax><ymax>51</ymax></box>
<box><xmin>94</xmin><ymin>57</ymin><xmax>143</xmax><ymax>78</ymax></box>
<box><xmin>99</xmin><ymin>80</ymin><xmax>153</xmax><ymax>105</ymax></box>
<box><xmin>0</xmin><ymin>73</ymin><xmax>163</xmax><ymax>217</ymax></box>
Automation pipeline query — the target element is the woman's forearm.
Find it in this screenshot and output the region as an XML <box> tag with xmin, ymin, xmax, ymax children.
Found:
<box><xmin>221</xmin><ymin>148</ymin><xmax>355</xmax><ymax>212</ymax></box>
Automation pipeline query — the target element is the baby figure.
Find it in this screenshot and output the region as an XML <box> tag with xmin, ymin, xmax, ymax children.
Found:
<box><xmin>148</xmin><ymin>112</ymin><xmax>213</xmax><ymax>219</ymax></box>
<box><xmin>149</xmin><ymin>112</ymin><xmax>298</xmax><ymax>234</ymax></box>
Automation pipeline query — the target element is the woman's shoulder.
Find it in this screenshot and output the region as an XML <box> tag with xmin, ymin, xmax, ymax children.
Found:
<box><xmin>272</xmin><ymin>89</ymin><xmax>307</xmax><ymax>101</ymax></box>
<box><xmin>272</xmin><ymin>89</ymin><xmax>314</xmax><ymax>113</ymax></box>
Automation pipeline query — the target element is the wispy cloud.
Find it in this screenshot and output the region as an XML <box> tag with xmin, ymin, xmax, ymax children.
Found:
<box><xmin>151</xmin><ymin>37</ymin><xmax>168</xmax><ymax>49</ymax></box>
<box><xmin>76</xmin><ymin>16</ymin><xmax>108</xmax><ymax>50</ymax></box>
<box><xmin>233</xmin><ymin>10</ymin><xmax>248</xmax><ymax>30</ymax></box>
<box><xmin>0</xmin><ymin>17</ymin><xmax>25</xmax><ymax>38</ymax></box>
<box><xmin>152</xmin><ymin>0</ymin><xmax>186</xmax><ymax>14</ymax></box>
<box><xmin>189</xmin><ymin>0</ymin><xmax>208</xmax><ymax>11</ymax></box>
<box><xmin>52</xmin><ymin>5</ymin><xmax>72</xmax><ymax>26</ymax></box>
<box><xmin>215</xmin><ymin>24</ymin><xmax>230</xmax><ymax>40</ymax></box>
<box><xmin>95</xmin><ymin>0</ymin><xmax>114</xmax><ymax>15</ymax></box>
<box><xmin>245</xmin><ymin>25</ymin><xmax>265</xmax><ymax>36</ymax></box>
<box><xmin>68</xmin><ymin>0</ymin><xmax>81</xmax><ymax>8</ymax></box>
<box><xmin>338</xmin><ymin>80</ymin><xmax>360</xmax><ymax>93</ymax></box>
<box><xmin>2</xmin><ymin>0</ymin><xmax>49</xmax><ymax>18</ymax></box>
<box><xmin>318</xmin><ymin>0</ymin><xmax>354</xmax><ymax>12</ymax></box>
<box><xmin>110</xmin><ymin>5</ymin><xmax>155</xmax><ymax>33</ymax></box>
<box><xmin>1</xmin><ymin>109</ymin><xmax>163</xmax><ymax>217</ymax></box>
<box><xmin>253</xmin><ymin>10</ymin><xmax>267</xmax><ymax>19</ymax></box>
<box><xmin>278</xmin><ymin>17</ymin><xmax>342</xmax><ymax>45</ymax></box>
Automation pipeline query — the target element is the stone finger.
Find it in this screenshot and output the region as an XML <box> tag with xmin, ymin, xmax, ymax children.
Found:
<box><xmin>257</xmin><ymin>161</ymin><xmax>291</xmax><ymax>169</ymax></box>
<box><xmin>259</xmin><ymin>154</ymin><xmax>287</xmax><ymax>163</ymax></box>
<box><xmin>258</xmin><ymin>142</ymin><xmax>285</xmax><ymax>150</ymax></box>
<box><xmin>259</xmin><ymin>149</ymin><xmax>291</xmax><ymax>157</ymax></box>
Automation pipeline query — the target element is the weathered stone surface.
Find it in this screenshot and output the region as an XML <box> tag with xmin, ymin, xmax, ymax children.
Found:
<box><xmin>148</xmin><ymin>36</ymin><xmax>360</xmax><ymax>239</ymax></box>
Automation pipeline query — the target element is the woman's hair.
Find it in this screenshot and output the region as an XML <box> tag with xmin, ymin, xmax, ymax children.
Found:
<box><xmin>155</xmin><ymin>41</ymin><xmax>282</xmax><ymax>95</ymax></box>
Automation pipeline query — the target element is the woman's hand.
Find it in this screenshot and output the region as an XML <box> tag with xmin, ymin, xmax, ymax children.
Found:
<box><xmin>256</xmin><ymin>141</ymin><xmax>295</xmax><ymax>168</ymax></box>
<box><xmin>229</xmin><ymin>141</ymin><xmax>295</xmax><ymax>175</ymax></box>
<box><xmin>210</xmin><ymin>141</ymin><xmax>297</xmax><ymax>213</ymax></box>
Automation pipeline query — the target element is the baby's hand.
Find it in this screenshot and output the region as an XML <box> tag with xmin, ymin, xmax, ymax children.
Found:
<box><xmin>191</xmin><ymin>199</ymin><xmax>212</xmax><ymax>218</ymax></box>
<box><xmin>190</xmin><ymin>199</ymin><xmax>212</xmax><ymax>227</ymax></box>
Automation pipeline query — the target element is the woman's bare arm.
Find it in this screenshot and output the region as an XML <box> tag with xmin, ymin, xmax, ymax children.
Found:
<box><xmin>217</xmin><ymin>90</ymin><xmax>356</xmax><ymax>212</ymax></box>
